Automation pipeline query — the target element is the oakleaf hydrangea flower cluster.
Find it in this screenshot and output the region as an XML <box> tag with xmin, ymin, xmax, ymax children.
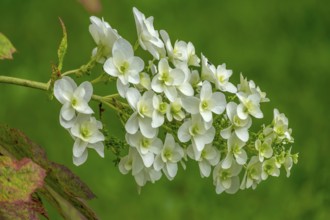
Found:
<box><xmin>53</xmin><ymin>7</ymin><xmax>298</xmax><ymax>194</ymax></box>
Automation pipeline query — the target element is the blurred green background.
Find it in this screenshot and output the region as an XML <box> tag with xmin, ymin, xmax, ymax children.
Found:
<box><xmin>1</xmin><ymin>0</ymin><xmax>329</xmax><ymax>219</ymax></box>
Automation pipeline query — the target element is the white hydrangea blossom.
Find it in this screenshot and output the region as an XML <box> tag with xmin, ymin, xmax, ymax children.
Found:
<box><xmin>151</xmin><ymin>58</ymin><xmax>186</xmax><ymax>102</ymax></box>
<box><xmin>187</xmin><ymin>144</ymin><xmax>220</xmax><ymax>178</ymax></box>
<box><xmin>133</xmin><ymin>7</ymin><xmax>164</xmax><ymax>59</ymax></box>
<box><xmin>237</xmin><ymin>92</ymin><xmax>263</xmax><ymax>119</ymax></box>
<box><xmin>166</xmin><ymin>98</ymin><xmax>185</xmax><ymax>122</ymax></box>
<box><xmin>237</xmin><ymin>74</ymin><xmax>269</xmax><ymax>103</ymax></box>
<box><xmin>89</xmin><ymin>16</ymin><xmax>120</xmax><ymax>63</ymax></box>
<box><xmin>182</xmin><ymin>81</ymin><xmax>226</xmax><ymax>125</ymax></box>
<box><xmin>103</xmin><ymin>38</ymin><xmax>144</xmax><ymax>96</ymax></box>
<box><xmin>222</xmin><ymin>133</ymin><xmax>247</xmax><ymax>169</ymax></box>
<box><xmin>240</xmin><ymin>156</ymin><xmax>262</xmax><ymax>190</ymax></box>
<box><xmin>125</xmin><ymin>88</ymin><xmax>157</xmax><ymax>138</ymax></box>
<box><xmin>54</xmin><ymin>7</ymin><xmax>297</xmax><ymax>194</ymax></box>
<box><xmin>126</xmin><ymin>131</ymin><xmax>162</xmax><ymax>167</ymax></box>
<box><xmin>54</xmin><ymin>76</ymin><xmax>93</xmax><ymax>122</ymax></box>
<box><xmin>213</xmin><ymin>160</ymin><xmax>242</xmax><ymax>194</ymax></box>
<box><xmin>152</xmin><ymin>94</ymin><xmax>169</xmax><ymax>128</ymax></box>
<box><xmin>273</xmin><ymin>108</ymin><xmax>293</xmax><ymax>142</ymax></box>
<box><xmin>160</xmin><ymin>30</ymin><xmax>200</xmax><ymax>67</ymax></box>
<box><xmin>178</xmin><ymin>114</ymin><xmax>215</xmax><ymax>159</ymax></box>
<box><xmin>119</xmin><ymin>148</ymin><xmax>162</xmax><ymax>187</ymax></box>
<box><xmin>214</xmin><ymin>64</ymin><xmax>237</xmax><ymax>93</ymax></box>
<box><xmin>154</xmin><ymin>133</ymin><xmax>184</xmax><ymax>180</ymax></box>
<box><xmin>70</xmin><ymin>114</ymin><xmax>105</xmax><ymax>166</ymax></box>
<box><xmin>261</xmin><ymin>157</ymin><xmax>280</xmax><ymax>180</ymax></box>
<box><xmin>255</xmin><ymin>138</ymin><xmax>273</xmax><ymax>162</ymax></box>
<box><xmin>220</xmin><ymin>102</ymin><xmax>252</xmax><ymax>142</ymax></box>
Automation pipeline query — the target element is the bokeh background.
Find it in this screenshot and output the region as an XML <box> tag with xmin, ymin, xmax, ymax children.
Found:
<box><xmin>1</xmin><ymin>0</ymin><xmax>329</xmax><ymax>219</ymax></box>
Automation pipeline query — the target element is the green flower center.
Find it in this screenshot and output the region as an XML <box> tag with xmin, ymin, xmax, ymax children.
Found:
<box><xmin>164</xmin><ymin>149</ymin><xmax>172</xmax><ymax>160</ymax></box>
<box><xmin>191</xmin><ymin>125</ymin><xmax>200</xmax><ymax>136</ymax></box>
<box><xmin>139</xmin><ymin>104</ymin><xmax>149</xmax><ymax>115</ymax></box>
<box><xmin>71</xmin><ymin>98</ymin><xmax>78</xmax><ymax>107</ymax></box>
<box><xmin>119</xmin><ymin>61</ymin><xmax>129</xmax><ymax>74</ymax></box>
<box><xmin>161</xmin><ymin>71</ymin><xmax>170</xmax><ymax>82</ymax></box>
<box><xmin>171</xmin><ymin>103</ymin><xmax>181</xmax><ymax>114</ymax></box>
<box><xmin>221</xmin><ymin>171</ymin><xmax>230</xmax><ymax>180</ymax></box>
<box><xmin>218</xmin><ymin>75</ymin><xmax>225</xmax><ymax>83</ymax></box>
<box><xmin>80</xmin><ymin>127</ymin><xmax>90</xmax><ymax>139</ymax></box>
<box><xmin>201</xmin><ymin>100</ymin><xmax>209</xmax><ymax>110</ymax></box>
<box><xmin>159</xmin><ymin>102</ymin><xmax>167</xmax><ymax>114</ymax></box>
<box><xmin>265</xmin><ymin>164</ymin><xmax>273</xmax><ymax>174</ymax></box>
<box><xmin>232</xmin><ymin>144</ymin><xmax>241</xmax><ymax>155</ymax></box>
<box><xmin>141</xmin><ymin>138</ymin><xmax>150</xmax><ymax>148</ymax></box>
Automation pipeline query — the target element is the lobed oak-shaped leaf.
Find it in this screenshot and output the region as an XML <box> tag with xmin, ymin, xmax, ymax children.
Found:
<box><xmin>0</xmin><ymin>124</ymin><xmax>98</xmax><ymax>220</ymax></box>
<box><xmin>0</xmin><ymin>156</ymin><xmax>48</xmax><ymax>220</ymax></box>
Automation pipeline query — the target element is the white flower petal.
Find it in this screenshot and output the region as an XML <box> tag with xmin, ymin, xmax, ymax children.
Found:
<box><xmin>193</xmin><ymin>136</ymin><xmax>205</xmax><ymax>152</ymax></box>
<box><xmin>220</xmin><ymin>126</ymin><xmax>232</xmax><ymax>139</ymax></box>
<box><xmin>152</xmin><ymin>111</ymin><xmax>164</xmax><ymax>128</ymax></box>
<box><xmin>54</xmin><ymin>76</ymin><xmax>76</xmax><ymax>104</ymax></box>
<box><xmin>235</xmin><ymin>127</ymin><xmax>249</xmax><ymax>142</ymax></box>
<box><xmin>236</xmin><ymin>150</ymin><xmax>247</xmax><ymax>165</ymax></box>
<box><xmin>125</xmin><ymin>113</ymin><xmax>139</xmax><ymax>134</ymax></box>
<box><xmin>200</xmin><ymin>110</ymin><xmax>212</xmax><ymax>122</ymax></box>
<box><xmin>211</xmin><ymin>92</ymin><xmax>226</xmax><ymax>114</ymax></box>
<box><xmin>61</xmin><ymin>103</ymin><xmax>75</xmax><ymax>121</ymax></box>
<box><xmin>178</xmin><ymin>82</ymin><xmax>194</xmax><ymax>96</ymax></box>
<box><xmin>202</xmin><ymin>126</ymin><xmax>215</xmax><ymax>144</ymax></box>
<box><xmin>200</xmin><ymin>81</ymin><xmax>212</xmax><ymax>100</ymax></box>
<box><xmin>103</xmin><ymin>58</ymin><xmax>118</xmax><ymax>77</ymax></box>
<box><xmin>91</xmin><ymin>142</ymin><xmax>105</xmax><ymax>158</ymax></box>
<box><xmin>126</xmin><ymin>88</ymin><xmax>141</xmax><ymax>109</ymax></box>
<box><xmin>164</xmin><ymin>86</ymin><xmax>177</xmax><ymax>102</ymax></box>
<box><xmin>182</xmin><ymin>97</ymin><xmax>199</xmax><ymax>114</ymax></box>
<box><xmin>199</xmin><ymin>160</ymin><xmax>211</xmax><ymax>177</ymax></box>
<box><xmin>139</xmin><ymin>117</ymin><xmax>157</xmax><ymax>138</ymax></box>
<box><xmin>88</xmin><ymin>130</ymin><xmax>105</xmax><ymax>143</ymax></box>
<box><xmin>171</xmin><ymin>69</ymin><xmax>185</xmax><ymax>85</ymax></box>
<box><xmin>178</xmin><ymin>121</ymin><xmax>191</xmax><ymax>142</ymax></box>
<box><xmin>141</xmin><ymin>153</ymin><xmax>154</xmax><ymax>167</ymax></box>
<box><xmin>226</xmin><ymin>176</ymin><xmax>240</xmax><ymax>194</ymax></box>
<box><xmin>151</xmin><ymin>77</ymin><xmax>164</xmax><ymax>93</ymax></box>
<box><xmin>75</xmin><ymin>101</ymin><xmax>94</xmax><ymax>114</ymax></box>
<box><xmin>79</xmin><ymin>81</ymin><xmax>93</xmax><ymax>101</ymax></box>
<box><xmin>113</xmin><ymin>38</ymin><xmax>134</xmax><ymax>59</ymax></box>
<box><xmin>73</xmin><ymin>150</ymin><xmax>88</xmax><ymax>166</ymax></box>
<box><xmin>166</xmin><ymin>163</ymin><xmax>178</xmax><ymax>178</ymax></box>
<box><xmin>237</xmin><ymin>104</ymin><xmax>248</xmax><ymax>120</ymax></box>
<box><xmin>116</xmin><ymin>79</ymin><xmax>129</xmax><ymax>98</ymax></box>
<box><xmin>153</xmin><ymin>155</ymin><xmax>164</xmax><ymax>171</ymax></box>
<box><xmin>222</xmin><ymin>153</ymin><xmax>233</xmax><ymax>169</ymax></box>
<box><xmin>73</xmin><ymin>139</ymin><xmax>88</xmax><ymax>157</ymax></box>
<box><xmin>226</xmin><ymin>102</ymin><xmax>237</xmax><ymax>121</ymax></box>
<box><xmin>129</xmin><ymin>56</ymin><xmax>144</xmax><ymax>72</ymax></box>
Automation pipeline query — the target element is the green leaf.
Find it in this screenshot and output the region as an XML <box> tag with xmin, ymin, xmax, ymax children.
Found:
<box><xmin>0</xmin><ymin>156</ymin><xmax>48</xmax><ymax>220</ymax></box>
<box><xmin>0</xmin><ymin>33</ymin><xmax>16</xmax><ymax>60</ymax></box>
<box><xmin>0</xmin><ymin>124</ymin><xmax>98</xmax><ymax>220</ymax></box>
<box><xmin>57</xmin><ymin>18</ymin><xmax>67</xmax><ymax>71</ymax></box>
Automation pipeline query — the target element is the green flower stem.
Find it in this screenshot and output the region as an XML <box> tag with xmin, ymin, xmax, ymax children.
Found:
<box><xmin>62</xmin><ymin>69</ymin><xmax>80</xmax><ymax>76</ymax></box>
<box><xmin>133</xmin><ymin>40</ymin><xmax>140</xmax><ymax>51</ymax></box>
<box><xmin>92</xmin><ymin>94</ymin><xmax>129</xmax><ymax>117</ymax></box>
<box><xmin>90</xmin><ymin>73</ymin><xmax>110</xmax><ymax>84</ymax></box>
<box><xmin>0</xmin><ymin>75</ymin><xmax>48</xmax><ymax>91</ymax></box>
